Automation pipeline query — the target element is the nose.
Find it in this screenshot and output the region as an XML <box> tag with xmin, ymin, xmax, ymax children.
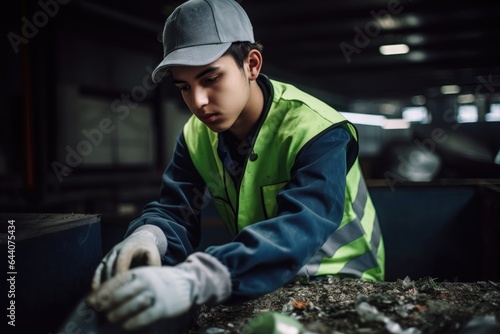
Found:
<box><xmin>191</xmin><ymin>86</ymin><xmax>209</xmax><ymax>111</ymax></box>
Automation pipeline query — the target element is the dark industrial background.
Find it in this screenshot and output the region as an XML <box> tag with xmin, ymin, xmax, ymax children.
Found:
<box><xmin>1</xmin><ymin>0</ymin><xmax>500</xmax><ymax>330</ymax></box>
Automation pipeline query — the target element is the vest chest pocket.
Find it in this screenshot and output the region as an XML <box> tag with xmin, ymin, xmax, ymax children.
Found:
<box><xmin>261</xmin><ymin>182</ymin><xmax>288</xmax><ymax>219</ymax></box>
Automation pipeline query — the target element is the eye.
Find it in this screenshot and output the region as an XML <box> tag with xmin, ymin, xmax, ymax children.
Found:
<box><xmin>175</xmin><ymin>84</ymin><xmax>190</xmax><ymax>92</ymax></box>
<box><xmin>204</xmin><ymin>75</ymin><xmax>219</xmax><ymax>85</ymax></box>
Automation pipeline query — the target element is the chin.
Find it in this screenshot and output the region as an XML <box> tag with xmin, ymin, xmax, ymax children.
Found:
<box><xmin>208</xmin><ymin>121</ymin><xmax>232</xmax><ymax>133</ymax></box>
<box><xmin>207</xmin><ymin>125</ymin><xmax>228</xmax><ymax>133</ymax></box>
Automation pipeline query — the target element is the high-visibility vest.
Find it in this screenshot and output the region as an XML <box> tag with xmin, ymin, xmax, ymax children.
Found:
<box><xmin>183</xmin><ymin>79</ymin><xmax>385</xmax><ymax>281</ymax></box>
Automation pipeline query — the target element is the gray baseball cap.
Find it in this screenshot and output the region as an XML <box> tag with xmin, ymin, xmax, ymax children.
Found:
<box><xmin>152</xmin><ymin>0</ymin><xmax>255</xmax><ymax>83</ymax></box>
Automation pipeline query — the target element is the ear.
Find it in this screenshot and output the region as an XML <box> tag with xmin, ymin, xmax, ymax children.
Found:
<box><xmin>246</xmin><ymin>49</ymin><xmax>263</xmax><ymax>80</ymax></box>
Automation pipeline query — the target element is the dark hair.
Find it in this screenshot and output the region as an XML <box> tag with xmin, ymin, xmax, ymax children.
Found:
<box><xmin>223</xmin><ymin>41</ymin><xmax>264</xmax><ymax>68</ymax></box>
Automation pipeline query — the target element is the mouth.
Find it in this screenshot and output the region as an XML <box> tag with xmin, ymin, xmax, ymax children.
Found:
<box><xmin>198</xmin><ymin>113</ymin><xmax>219</xmax><ymax>124</ymax></box>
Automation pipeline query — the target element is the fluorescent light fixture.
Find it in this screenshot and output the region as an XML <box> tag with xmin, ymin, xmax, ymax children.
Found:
<box><xmin>457</xmin><ymin>105</ymin><xmax>478</xmax><ymax>123</ymax></box>
<box><xmin>405</xmin><ymin>34</ymin><xmax>425</xmax><ymax>45</ymax></box>
<box><xmin>340</xmin><ymin>112</ymin><xmax>410</xmax><ymax>129</ymax></box>
<box><xmin>440</xmin><ymin>85</ymin><xmax>461</xmax><ymax>95</ymax></box>
<box><xmin>457</xmin><ymin>94</ymin><xmax>475</xmax><ymax>104</ymax></box>
<box><xmin>382</xmin><ymin>119</ymin><xmax>410</xmax><ymax>129</ymax></box>
<box><xmin>407</xmin><ymin>51</ymin><xmax>426</xmax><ymax>62</ymax></box>
<box><xmin>411</xmin><ymin>95</ymin><xmax>426</xmax><ymax>105</ymax></box>
<box><xmin>379</xmin><ymin>103</ymin><xmax>397</xmax><ymax>115</ymax></box>
<box><xmin>402</xmin><ymin>14</ymin><xmax>420</xmax><ymax>27</ymax></box>
<box><xmin>379</xmin><ymin>44</ymin><xmax>410</xmax><ymax>55</ymax></box>
<box><xmin>340</xmin><ymin>112</ymin><xmax>386</xmax><ymax>127</ymax></box>
<box><xmin>375</xmin><ymin>16</ymin><xmax>400</xmax><ymax>29</ymax></box>
<box><xmin>402</xmin><ymin>106</ymin><xmax>429</xmax><ymax>123</ymax></box>
<box><xmin>486</xmin><ymin>104</ymin><xmax>500</xmax><ymax>122</ymax></box>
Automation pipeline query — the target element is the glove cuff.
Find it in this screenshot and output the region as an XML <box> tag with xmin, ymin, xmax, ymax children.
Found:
<box><xmin>178</xmin><ymin>252</ymin><xmax>232</xmax><ymax>305</ymax></box>
<box><xmin>133</xmin><ymin>225</ymin><xmax>168</xmax><ymax>256</ymax></box>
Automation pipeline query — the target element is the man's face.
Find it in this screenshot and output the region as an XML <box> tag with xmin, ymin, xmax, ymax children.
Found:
<box><xmin>170</xmin><ymin>55</ymin><xmax>251</xmax><ymax>134</ymax></box>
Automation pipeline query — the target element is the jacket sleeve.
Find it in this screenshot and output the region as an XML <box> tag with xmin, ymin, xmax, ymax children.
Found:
<box><xmin>204</xmin><ymin>125</ymin><xmax>352</xmax><ymax>304</ymax></box>
<box><xmin>125</xmin><ymin>131</ymin><xmax>207</xmax><ymax>266</ymax></box>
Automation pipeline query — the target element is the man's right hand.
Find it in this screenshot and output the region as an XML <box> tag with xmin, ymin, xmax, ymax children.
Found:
<box><xmin>92</xmin><ymin>229</ymin><xmax>163</xmax><ymax>290</ymax></box>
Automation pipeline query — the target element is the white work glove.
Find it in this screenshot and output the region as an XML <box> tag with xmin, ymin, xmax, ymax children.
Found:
<box><xmin>92</xmin><ymin>225</ymin><xmax>168</xmax><ymax>290</ymax></box>
<box><xmin>87</xmin><ymin>252</ymin><xmax>231</xmax><ymax>331</ymax></box>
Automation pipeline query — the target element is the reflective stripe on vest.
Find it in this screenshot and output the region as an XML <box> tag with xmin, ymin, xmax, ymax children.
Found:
<box><xmin>183</xmin><ymin>79</ymin><xmax>385</xmax><ymax>281</ymax></box>
<box><xmin>298</xmin><ymin>163</ymin><xmax>385</xmax><ymax>280</ymax></box>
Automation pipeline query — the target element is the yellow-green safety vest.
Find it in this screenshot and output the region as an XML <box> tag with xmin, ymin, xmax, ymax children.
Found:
<box><xmin>183</xmin><ymin>79</ymin><xmax>385</xmax><ymax>281</ymax></box>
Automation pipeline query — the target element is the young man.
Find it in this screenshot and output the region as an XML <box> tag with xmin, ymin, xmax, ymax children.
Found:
<box><xmin>89</xmin><ymin>0</ymin><xmax>384</xmax><ymax>331</ymax></box>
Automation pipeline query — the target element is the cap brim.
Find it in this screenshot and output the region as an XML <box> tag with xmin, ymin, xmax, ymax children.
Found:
<box><xmin>152</xmin><ymin>43</ymin><xmax>232</xmax><ymax>83</ymax></box>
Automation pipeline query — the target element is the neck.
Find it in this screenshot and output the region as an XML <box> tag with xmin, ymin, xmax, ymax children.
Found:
<box><xmin>230</xmin><ymin>79</ymin><xmax>264</xmax><ymax>141</ymax></box>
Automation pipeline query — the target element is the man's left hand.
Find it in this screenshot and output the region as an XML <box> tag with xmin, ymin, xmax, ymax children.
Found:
<box><xmin>87</xmin><ymin>252</ymin><xmax>231</xmax><ymax>331</ymax></box>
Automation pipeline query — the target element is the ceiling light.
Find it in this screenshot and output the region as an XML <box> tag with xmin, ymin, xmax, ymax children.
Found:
<box><xmin>379</xmin><ymin>103</ymin><xmax>397</xmax><ymax>115</ymax></box>
<box><xmin>379</xmin><ymin>44</ymin><xmax>410</xmax><ymax>55</ymax></box>
<box><xmin>486</xmin><ymin>104</ymin><xmax>500</xmax><ymax>122</ymax></box>
<box><xmin>340</xmin><ymin>112</ymin><xmax>410</xmax><ymax>129</ymax></box>
<box><xmin>440</xmin><ymin>85</ymin><xmax>461</xmax><ymax>95</ymax></box>
<box><xmin>402</xmin><ymin>14</ymin><xmax>420</xmax><ymax>27</ymax></box>
<box><xmin>405</xmin><ymin>34</ymin><xmax>425</xmax><ymax>45</ymax></box>
<box><xmin>382</xmin><ymin>119</ymin><xmax>411</xmax><ymax>129</ymax></box>
<box><xmin>407</xmin><ymin>51</ymin><xmax>426</xmax><ymax>62</ymax></box>
<box><xmin>411</xmin><ymin>95</ymin><xmax>426</xmax><ymax>105</ymax></box>
<box><xmin>402</xmin><ymin>106</ymin><xmax>429</xmax><ymax>123</ymax></box>
<box><xmin>375</xmin><ymin>16</ymin><xmax>399</xmax><ymax>30</ymax></box>
<box><xmin>340</xmin><ymin>112</ymin><xmax>386</xmax><ymax>127</ymax></box>
<box><xmin>457</xmin><ymin>105</ymin><xmax>478</xmax><ymax>123</ymax></box>
<box><xmin>457</xmin><ymin>94</ymin><xmax>475</xmax><ymax>104</ymax></box>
